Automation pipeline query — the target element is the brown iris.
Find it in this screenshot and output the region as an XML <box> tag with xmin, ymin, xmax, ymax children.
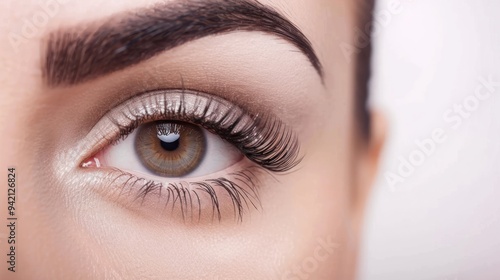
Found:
<box><xmin>135</xmin><ymin>121</ymin><xmax>206</xmax><ymax>177</ymax></box>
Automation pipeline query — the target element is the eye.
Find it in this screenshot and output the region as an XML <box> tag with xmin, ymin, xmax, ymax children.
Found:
<box><xmin>84</xmin><ymin>90</ymin><xmax>300</xmax><ymax>176</ymax></box>
<box><xmin>80</xmin><ymin>89</ymin><xmax>301</xmax><ymax>221</ymax></box>
<box><xmin>103</xmin><ymin>120</ymin><xmax>243</xmax><ymax>178</ymax></box>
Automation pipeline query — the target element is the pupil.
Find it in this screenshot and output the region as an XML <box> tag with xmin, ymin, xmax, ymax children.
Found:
<box><xmin>157</xmin><ymin>132</ymin><xmax>181</xmax><ymax>151</ymax></box>
<box><xmin>160</xmin><ymin>137</ymin><xmax>180</xmax><ymax>151</ymax></box>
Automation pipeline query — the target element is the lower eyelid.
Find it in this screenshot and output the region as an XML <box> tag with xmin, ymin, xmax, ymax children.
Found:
<box><xmin>82</xmin><ymin>161</ymin><xmax>271</xmax><ymax>224</ymax></box>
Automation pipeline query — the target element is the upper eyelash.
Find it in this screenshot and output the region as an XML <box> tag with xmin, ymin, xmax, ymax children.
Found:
<box><xmin>104</xmin><ymin>89</ymin><xmax>302</xmax><ymax>173</ymax></box>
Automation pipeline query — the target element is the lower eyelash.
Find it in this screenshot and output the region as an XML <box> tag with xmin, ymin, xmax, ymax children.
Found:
<box><xmin>104</xmin><ymin>166</ymin><xmax>269</xmax><ymax>223</ymax></box>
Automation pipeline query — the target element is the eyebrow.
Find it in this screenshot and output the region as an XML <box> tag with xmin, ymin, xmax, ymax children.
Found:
<box><xmin>43</xmin><ymin>0</ymin><xmax>323</xmax><ymax>87</ymax></box>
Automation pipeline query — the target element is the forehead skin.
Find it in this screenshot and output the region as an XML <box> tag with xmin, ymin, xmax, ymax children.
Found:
<box><xmin>0</xmin><ymin>0</ymin><xmax>361</xmax><ymax>279</ymax></box>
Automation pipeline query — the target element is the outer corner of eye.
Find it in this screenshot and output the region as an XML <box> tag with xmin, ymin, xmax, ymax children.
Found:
<box><xmin>81</xmin><ymin>120</ymin><xmax>243</xmax><ymax>179</ymax></box>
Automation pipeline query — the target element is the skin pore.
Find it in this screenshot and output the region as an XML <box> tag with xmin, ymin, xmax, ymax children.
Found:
<box><xmin>0</xmin><ymin>0</ymin><xmax>383</xmax><ymax>279</ymax></box>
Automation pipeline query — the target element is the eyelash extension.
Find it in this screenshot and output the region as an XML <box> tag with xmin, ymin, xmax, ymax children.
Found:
<box><xmin>105</xmin><ymin>89</ymin><xmax>302</xmax><ymax>173</ymax></box>
<box><xmin>106</xmin><ymin>166</ymin><xmax>267</xmax><ymax>223</ymax></box>
<box><xmin>86</xmin><ymin>89</ymin><xmax>299</xmax><ymax>222</ymax></box>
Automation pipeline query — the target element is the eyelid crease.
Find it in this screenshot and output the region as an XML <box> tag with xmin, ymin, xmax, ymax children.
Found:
<box><xmin>89</xmin><ymin>89</ymin><xmax>302</xmax><ymax>173</ymax></box>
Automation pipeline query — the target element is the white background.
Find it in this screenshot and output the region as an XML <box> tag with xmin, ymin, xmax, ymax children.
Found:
<box><xmin>359</xmin><ymin>0</ymin><xmax>500</xmax><ymax>279</ymax></box>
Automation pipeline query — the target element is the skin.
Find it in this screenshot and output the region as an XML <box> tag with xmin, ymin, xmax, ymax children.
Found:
<box><xmin>0</xmin><ymin>0</ymin><xmax>384</xmax><ymax>279</ymax></box>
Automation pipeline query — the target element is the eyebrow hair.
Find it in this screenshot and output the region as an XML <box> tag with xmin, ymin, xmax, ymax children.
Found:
<box><xmin>43</xmin><ymin>0</ymin><xmax>323</xmax><ymax>87</ymax></box>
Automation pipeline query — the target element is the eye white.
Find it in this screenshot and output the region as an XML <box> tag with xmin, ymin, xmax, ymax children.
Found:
<box><xmin>103</xmin><ymin>125</ymin><xmax>243</xmax><ymax>179</ymax></box>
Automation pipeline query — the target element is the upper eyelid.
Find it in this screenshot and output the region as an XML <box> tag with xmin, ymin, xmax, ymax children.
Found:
<box><xmin>87</xmin><ymin>164</ymin><xmax>267</xmax><ymax>223</ymax></box>
<box><xmin>84</xmin><ymin>89</ymin><xmax>302</xmax><ymax>173</ymax></box>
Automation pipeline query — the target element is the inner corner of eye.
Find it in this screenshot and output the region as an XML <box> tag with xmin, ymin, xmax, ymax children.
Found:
<box><xmin>80</xmin><ymin>150</ymin><xmax>104</xmax><ymax>169</ymax></box>
<box><xmin>85</xmin><ymin>120</ymin><xmax>243</xmax><ymax>178</ymax></box>
<box><xmin>80</xmin><ymin>157</ymin><xmax>101</xmax><ymax>170</ymax></box>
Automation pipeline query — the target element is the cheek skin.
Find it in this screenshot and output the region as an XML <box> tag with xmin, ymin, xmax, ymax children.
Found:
<box><xmin>279</xmin><ymin>113</ymin><xmax>355</xmax><ymax>278</ymax></box>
